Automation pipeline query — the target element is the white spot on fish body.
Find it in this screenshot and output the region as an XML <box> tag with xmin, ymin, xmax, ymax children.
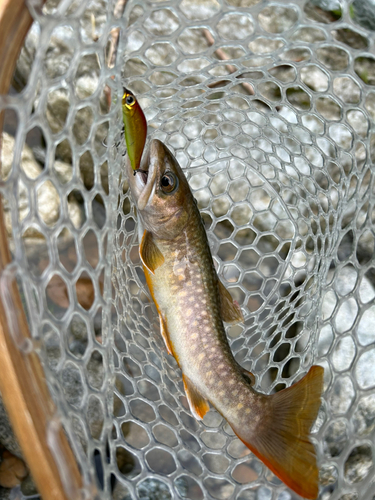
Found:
<box><xmin>173</xmin><ymin>256</ymin><xmax>188</xmax><ymax>279</ymax></box>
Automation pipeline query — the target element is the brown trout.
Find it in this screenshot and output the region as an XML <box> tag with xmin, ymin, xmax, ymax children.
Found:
<box><xmin>126</xmin><ymin>139</ymin><xmax>323</xmax><ymax>499</ymax></box>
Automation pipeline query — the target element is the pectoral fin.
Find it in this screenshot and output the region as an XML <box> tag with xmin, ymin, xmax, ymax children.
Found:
<box><xmin>159</xmin><ymin>314</ymin><xmax>173</xmax><ymax>355</ymax></box>
<box><xmin>218</xmin><ymin>280</ymin><xmax>243</xmax><ymax>323</ymax></box>
<box><xmin>182</xmin><ymin>374</ymin><xmax>210</xmax><ymax>420</ymax></box>
<box><xmin>140</xmin><ymin>230</ymin><xmax>164</xmax><ymax>274</ymax></box>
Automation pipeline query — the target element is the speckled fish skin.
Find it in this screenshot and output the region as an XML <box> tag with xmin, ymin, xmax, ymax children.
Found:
<box><xmin>126</xmin><ymin>139</ymin><xmax>324</xmax><ymax>500</ymax></box>
<box><xmin>144</xmin><ymin>180</ymin><xmax>247</xmax><ymax>408</ymax></box>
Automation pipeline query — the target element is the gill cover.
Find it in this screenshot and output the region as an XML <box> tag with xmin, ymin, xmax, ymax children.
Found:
<box><xmin>122</xmin><ymin>88</ymin><xmax>147</xmax><ymax>170</ymax></box>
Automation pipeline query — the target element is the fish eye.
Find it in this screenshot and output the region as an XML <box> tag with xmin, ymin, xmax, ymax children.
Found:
<box><xmin>125</xmin><ymin>94</ymin><xmax>135</xmax><ymax>106</ymax></box>
<box><xmin>160</xmin><ymin>172</ymin><xmax>178</xmax><ymax>194</ymax></box>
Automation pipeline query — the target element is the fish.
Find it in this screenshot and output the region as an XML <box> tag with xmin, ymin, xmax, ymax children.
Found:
<box><xmin>126</xmin><ymin>138</ymin><xmax>324</xmax><ymax>499</ymax></box>
<box><xmin>122</xmin><ymin>88</ymin><xmax>147</xmax><ymax>170</ymax></box>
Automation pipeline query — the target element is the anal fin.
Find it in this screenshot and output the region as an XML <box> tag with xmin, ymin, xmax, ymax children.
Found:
<box><xmin>159</xmin><ymin>314</ymin><xmax>173</xmax><ymax>355</ymax></box>
<box><xmin>182</xmin><ymin>374</ymin><xmax>210</xmax><ymax>420</ymax></box>
<box><xmin>218</xmin><ymin>279</ymin><xmax>243</xmax><ymax>323</ymax></box>
<box><xmin>140</xmin><ymin>230</ymin><xmax>164</xmax><ymax>274</ymax></box>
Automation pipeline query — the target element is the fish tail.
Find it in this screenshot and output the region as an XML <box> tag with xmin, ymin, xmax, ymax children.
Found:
<box><xmin>234</xmin><ymin>365</ymin><xmax>324</xmax><ymax>499</ymax></box>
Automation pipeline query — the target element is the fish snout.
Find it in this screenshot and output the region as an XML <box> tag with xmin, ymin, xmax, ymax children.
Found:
<box><xmin>149</xmin><ymin>139</ymin><xmax>167</xmax><ymax>165</ymax></box>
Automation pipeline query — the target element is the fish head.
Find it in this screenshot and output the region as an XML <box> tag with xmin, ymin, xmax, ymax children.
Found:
<box><xmin>127</xmin><ymin>139</ymin><xmax>195</xmax><ymax>240</ymax></box>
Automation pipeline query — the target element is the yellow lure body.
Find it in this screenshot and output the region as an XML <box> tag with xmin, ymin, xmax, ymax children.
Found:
<box><xmin>122</xmin><ymin>88</ymin><xmax>147</xmax><ymax>170</ymax></box>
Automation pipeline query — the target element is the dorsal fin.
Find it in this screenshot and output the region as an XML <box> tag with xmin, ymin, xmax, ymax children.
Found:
<box><xmin>182</xmin><ymin>374</ymin><xmax>210</xmax><ymax>420</ymax></box>
<box><xmin>140</xmin><ymin>230</ymin><xmax>164</xmax><ymax>274</ymax></box>
<box><xmin>218</xmin><ymin>280</ymin><xmax>243</xmax><ymax>323</ymax></box>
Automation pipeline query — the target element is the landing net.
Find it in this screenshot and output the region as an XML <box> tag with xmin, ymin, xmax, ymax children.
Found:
<box><xmin>1</xmin><ymin>0</ymin><xmax>374</xmax><ymax>499</ymax></box>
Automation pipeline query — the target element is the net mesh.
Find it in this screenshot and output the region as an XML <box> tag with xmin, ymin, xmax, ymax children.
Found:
<box><xmin>1</xmin><ymin>0</ymin><xmax>375</xmax><ymax>499</ymax></box>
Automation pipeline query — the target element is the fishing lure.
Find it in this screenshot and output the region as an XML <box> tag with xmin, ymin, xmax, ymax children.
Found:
<box><xmin>126</xmin><ymin>138</ymin><xmax>324</xmax><ymax>500</ymax></box>
<box><xmin>122</xmin><ymin>87</ymin><xmax>147</xmax><ymax>171</ymax></box>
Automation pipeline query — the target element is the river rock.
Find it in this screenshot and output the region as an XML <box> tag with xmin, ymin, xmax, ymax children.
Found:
<box><xmin>0</xmin><ymin>396</ymin><xmax>22</xmax><ymax>458</ymax></box>
<box><xmin>0</xmin><ymin>487</ymin><xmax>11</xmax><ymax>500</ymax></box>
<box><xmin>12</xmin><ymin>20</ymin><xmax>108</xmax><ymax>187</ymax></box>
<box><xmin>1</xmin><ymin>133</ymin><xmax>83</xmax><ymax>237</ymax></box>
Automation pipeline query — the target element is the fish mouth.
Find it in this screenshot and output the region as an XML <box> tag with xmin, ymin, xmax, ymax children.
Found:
<box><xmin>134</xmin><ymin>169</ymin><xmax>148</xmax><ymax>185</ymax></box>
<box><xmin>127</xmin><ymin>140</ymin><xmax>159</xmax><ymax>211</ymax></box>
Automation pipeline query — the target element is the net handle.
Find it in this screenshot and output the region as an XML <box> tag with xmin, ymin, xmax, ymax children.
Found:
<box><xmin>0</xmin><ymin>1</ymin><xmax>87</xmax><ymax>499</ymax></box>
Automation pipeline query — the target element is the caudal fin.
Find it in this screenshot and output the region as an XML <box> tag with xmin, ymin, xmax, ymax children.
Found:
<box><xmin>234</xmin><ymin>365</ymin><xmax>324</xmax><ymax>499</ymax></box>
